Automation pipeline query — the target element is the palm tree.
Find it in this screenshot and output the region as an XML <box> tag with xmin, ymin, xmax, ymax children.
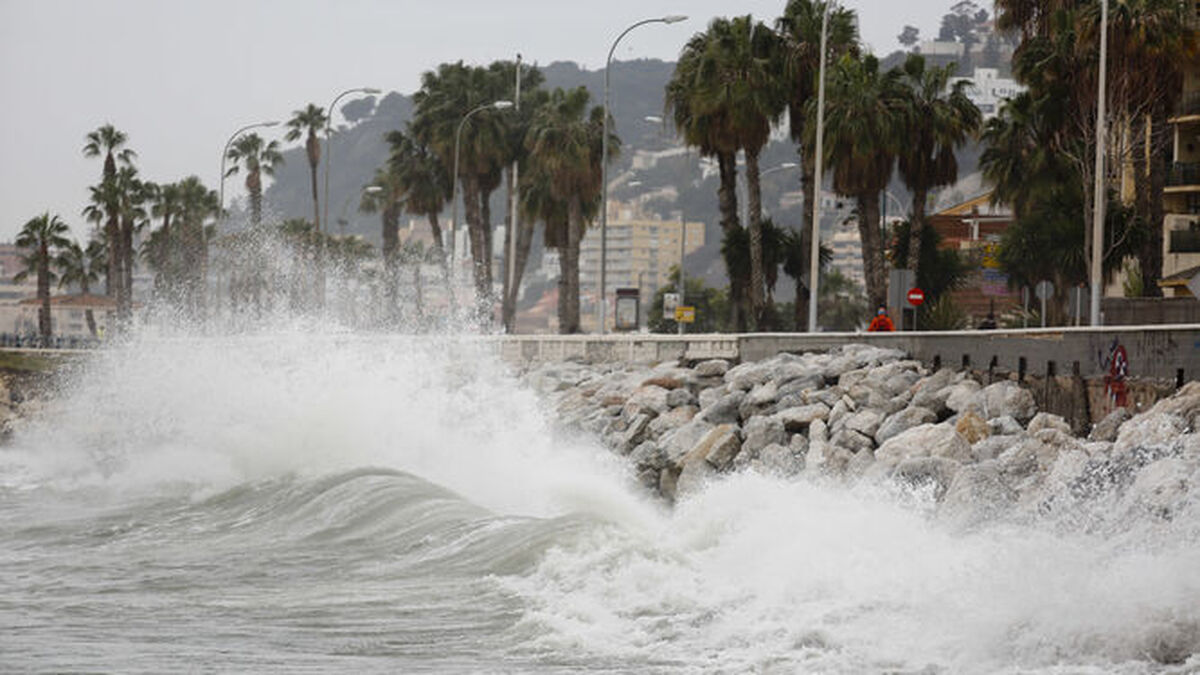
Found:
<box><xmin>895</xmin><ymin>53</ymin><xmax>981</xmax><ymax>281</ymax></box>
<box><xmin>411</xmin><ymin>62</ymin><xmax>512</xmax><ymax>304</ymax></box>
<box><xmin>816</xmin><ymin>53</ymin><xmax>904</xmax><ymax>308</ymax></box>
<box><xmin>285</xmin><ymin>104</ymin><xmax>329</xmax><ymax>233</ymax></box>
<box><xmin>82</xmin><ymin>124</ymin><xmax>135</xmax><ymax>302</ymax></box>
<box><xmin>386</xmin><ymin>128</ymin><xmax>451</xmax><ymax>266</ymax></box>
<box><xmin>777</xmin><ymin>0</ymin><xmax>859</xmax><ymax>330</ymax></box>
<box><xmin>360</xmin><ymin>167</ymin><xmax>406</xmax><ymax>319</ymax></box>
<box><xmin>224</xmin><ymin>133</ymin><xmax>283</xmax><ymax>227</ymax></box>
<box><xmin>686</xmin><ymin>16</ymin><xmax>787</xmax><ymax>327</ymax></box>
<box><xmin>525</xmin><ymin>87</ymin><xmax>614</xmax><ymax>333</ymax></box>
<box><xmin>174</xmin><ymin>176</ymin><xmax>219</xmax><ymax>316</ymax></box>
<box><xmin>56</xmin><ymin>239</ymin><xmax>103</xmax><ymax>337</ymax></box>
<box><xmin>15</xmin><ymin>213</ymin><xmax>71</xmax><ymax>343</ymax></box>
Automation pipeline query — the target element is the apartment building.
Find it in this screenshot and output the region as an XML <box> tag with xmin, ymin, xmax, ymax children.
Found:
<box><xmin>1161</xmin><ymin>7</ymin><xmax>1200</xmax><ymax>296</ymax></box>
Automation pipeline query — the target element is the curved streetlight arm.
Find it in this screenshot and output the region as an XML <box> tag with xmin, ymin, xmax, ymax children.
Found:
<box><xmin>450</xmin><ymin>101</ymin><xmax>513</xmax><ymax>276</ymax></box>
<box><xmin>321</xmin><ymin>87</ymin><xmax>381</xmax><ymax>236</ymax></box>
<box><xmin>218</xmin><ymin>120</ymin><xmax>280</xmax><ymax>228</ymax></box>
<box><xmin>599</xmin><ymin>14</ymin><xmax>686</xmax><ymax>334</ymax></box>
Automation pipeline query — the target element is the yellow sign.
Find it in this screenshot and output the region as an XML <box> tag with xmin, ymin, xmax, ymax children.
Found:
<box><xmin>675</xmin><ymin>306</ymin><xmax>696</xmax><ymax>323</ymax></box>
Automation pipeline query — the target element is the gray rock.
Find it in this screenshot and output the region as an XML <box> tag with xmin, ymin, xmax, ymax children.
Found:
<box><xmin>845</xmin><ymin>409</ymin><xmax>885</xmax><ymax>438</ymax></box>
<box><xmin>700</xmin><ymin>390</ymin><xmax>746</xmax><ymax>425</ymax></box>
<box><xmin>636</xmin><ymin>466</ymin><xmax>660</xmax><ymax>491</ymax></box>
<box><xmin>746</xmin><ymin>380</ymin><xmax>779</xmax><ymax>406</ymax></box>
<box><xmin>976</xmin><ymin>381</ymin><xmax>1037</xmax><ymax>422</ymax></box>
<box><xmin>776</xmin><ymin>376</ymin><xmax>823</xmax><ymax>400</ymax></box>
<box><xmin>771</xmin><ymin>362</ymin><xmax>823</xmax><ymax>388</ymax></box>
<box><xmin>894</xmin><ymin>456</ymin><xmax>963</xmax><ymax>500</ymax></box>
<box><xmin>699</xmin><ymin>425</ymin><xmax>743</xmax><ymax>471</ymax></box>
<box><xmin>742</xmin><ymin>415</ymin><xmax>788</xmax><ymax>456</ymax></box>
<box><xmin>698</xmin><ymin>385</ymin><xmax>728</xmax><ymax>410</ymax></box>
<box><xmin>940</xmin><ymin>462</ymin><xmax>1018</xmax><ymax>528</ymax></box>
<box><xmin>875</xmin><ymin>406</ymin><xmax>938</xmax><ymax>445</ymax></box>
<box><xmin>725</xmin><ymin>362</ymin><xmax>773</xmax><ymax>391</ymax></box>
<box><xmin>774</xmin><ymin>403</ymin><xmax>831</xmax><ymax>432</ymax></box>
<box><xmin>661</xmin><ymin>418</ymin><xmax>716</xmax><ymax>465</ymax></box>
<box><xmin>626</xmin><ymin>385</ymin><xmax>671</xmax><ymax>415</ymax></box>
<box><xmin>1122</xmin><ymin>457</ymin><xmax>1192</xmax><ymax>520</ymax></box>
<box><xmin>694</xmin><ymin>359</ymin><xmax>730</xmax><ymax>378</ymax></box>
<box><xmin>666</xmin><ymin>387</ymin><xmax>697</xmax><ymax>409</ymax></box>
<box><xmin>648</xmin><ymin>405</ymin><xmax>698</xmax><ymax>438</ymax></box>
<box><xmin>619</xmin><ymin>413</ymin><xmax>653</xmax><ymax>453</ymax></box>
<box><xmin>989</xmin><ymin>415</ymin><xmax>1025</xmax><ymax>436</ymax></box>
<box><xmin>944</xmin><ymin>380</ymin><xmax>983</xmax><ymax>414</ymax></box>
<box><xmin>789</xmin><ymin>433</ymin><xmax>810</xmax><ymax>458</ymax></box>
<box><xmin>1088</xmin><ymin>407</ymin><xmax>1132</xmax><ymax>442</ymax></box>
<box><xmin>827</xmin><ymin>399</ymin><xmax>851</xmax><ymax>434</ymax></box>
<box><xmin>630</xmin><ymin>440</ymin><xmax>667</xmax><ymax>470</ymax></box>
<box><xmin>1027</xmin><ymin>412</ymin><xmax>1072</xmax><ymax>436</ymax></box>
<box><xmin>876</xmin><ymin>423</ymin><xmax>971</xmax><ymax>466</ymax></box>
<box><xmin>1113</xmin><ymin>412</ymin><xmax>1187</xmax><ymax>457</ymax></box>
<box><xmin>757</xmin><ymin>443</ymin><xmax>804</xmax><ymax>476</ymax></box>
<box><xmin>832</xmin><ymin>428</ymin><xmax>874</xmax><ymax>454</ymax></box>
<box><xmin>995</xmin><ymin>436</ymin><xmax>1058</xmax><ymax>481</ymax></box>
<box><xmin>972</xmin><ymin>434</ymin><xmax>1020</xmax><ymax>462</ymax></box>
<box><xmin>910</xmin><ymin>368</ymin><xmax>956</xmax><ymax>412</ymax></box>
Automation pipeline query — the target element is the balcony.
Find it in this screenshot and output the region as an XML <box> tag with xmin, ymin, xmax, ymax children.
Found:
<box><xmin>1168</xmin><ymin>163</ymin><xmax>1200</xmax><ymax>188</ymax></box>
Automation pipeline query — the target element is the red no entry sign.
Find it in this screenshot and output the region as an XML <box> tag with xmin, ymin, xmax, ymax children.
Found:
<box><xmin>907</xmin><ymin>287</ymin><xmax>925</xmax><ymax>306</ymax></box>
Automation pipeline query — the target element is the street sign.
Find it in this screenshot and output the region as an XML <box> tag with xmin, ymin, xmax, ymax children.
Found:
<box><xmin>663</xmin><ymin>293</ymin><xmax>680</xmax><ymax>320</ymax></box>
<box><xmin>906</xmin><ymin>287</ymin><xmax>925</xmax><ymax>306</ymax></box>
<box><xmin>1035</xmin><ymin>280</ymin><xmax>1054</xmax><ymax>301</ymax></box>
<box><xmin>614</xmin><ymin>288</ymin><xmax>640</xmax><ymax>331</ymax></box>
<box><xmin>675</xmin><ymin>306</ymin><xmax>695</xmax><ymax>323</ymax></box>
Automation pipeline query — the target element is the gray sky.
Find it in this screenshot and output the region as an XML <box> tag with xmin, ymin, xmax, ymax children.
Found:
<box><xmin>0</xmin><ymin>0</ymin><xmax>951</xmax><ymax>242</ymax></box>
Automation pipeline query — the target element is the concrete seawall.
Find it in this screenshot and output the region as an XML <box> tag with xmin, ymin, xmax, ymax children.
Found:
<box><xmin>495</xmin><ymin>325</ymin><xmax>1200</xmax><ymax>384</ymax></box>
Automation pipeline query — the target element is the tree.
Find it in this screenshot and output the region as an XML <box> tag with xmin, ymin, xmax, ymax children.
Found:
<box><xmin>82</xmin><ymin>124</ymin><xmax>135</xmax><ymax>303</ymax></box>
<box><xmin>224</xmin><ymin>133</ymin><xmax>283</xmax><ymax>227</ymax></box>
<box><xmin>360</xmin><ymin>166</ymin><xmax>405</xmax><ymax>320</ymax></box>
<box><xmin>385</xmin><ymin>128</ymin><xmax>451</xmax><ymax>274</ymax></box>
<box><xmin>815</xmin><ymin>53</ymin><xmax>904</xmax><ymax>308</ymax></box>
<box><xmin>648</xmin><ymin>266</ymin><xmax>731</xmax><ymax>333</ymax></box>
<box><xmin>896</xmin><ymin>53</ymin><xmax>981</xmax><ymax>281</ymax></box>
<box><xmin>898</xmin><ymin>25</ymin><xmax>920</xmax><ymax>48</ymax></box>
<box><xmin>15</xmin><ymin>213</ymin><xmax>71</xmax><ymax>342</ymax></box>
<box><xmin>411</xmin><ymin>61</ymin><xmax>512</xmax><ymax>308</ymax></box>
<box><xmin>284</xmin><ymin>104</ymin><xmax>329</xmax><ymax>233</ymax></box>
<box><xmin>56</xmin><ymin>238</ymin><xmax>103</xmax><ymax>337</ymax></box>
<box><xmin>776</xmin><ymin>0</ymin><xmax>859</xmax><ymax>331</ymax></box>
<box><xmin>524</xmin><ymin>87</ymin><xmax>614</xmax><ymax>333</ymax></box>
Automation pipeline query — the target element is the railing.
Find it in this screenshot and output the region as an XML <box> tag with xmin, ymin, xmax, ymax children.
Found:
<box><xmin>1175</xmin><ymin>91</ymin><xmax>1200</xmax><ymax>118</ymax></box>
<box><xmin>1169</xmin><ymin>228</ymin><xmax>1200</xmax><ymax>254</ymax></box>
<box><xmin>1168</xmin><ymin>162</ymin><xmax>1200</xmax><ymax>187</ymax></box>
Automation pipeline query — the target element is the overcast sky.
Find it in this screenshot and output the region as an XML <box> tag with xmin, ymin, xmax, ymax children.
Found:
<box><xmin>0</xmin><ymin>0</ymin><xmax>952</xmax><ymax>242</ymax></box>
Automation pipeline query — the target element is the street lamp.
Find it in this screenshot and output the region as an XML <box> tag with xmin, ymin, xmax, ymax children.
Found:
<box><xmin>599</xmin><ymin>14</ymin><xmax>687</xmax><ymax>334</ymax></box>
<box><xmin>1089</xmin><ymin>0</ymin><xmax>1108</xmax><ymax>326</ymax></box>
<box><xmin>451</xmin><ymin>100</ymin><xmax>513</xmax><ymax>281</ymax></box>
<box><xmin>808</xmin><ymin>0</ymin><xmax>832</xmax><ymax>333</ymax></box>
<box><xmin>321</xmin><ymin>87</ymin><xmax>381</xmax><ymax>236</ymax></box>
<box><xmin>215</xmin><ymin>120</ymin><xmax>279</xmax><ymax>317</ymax></box>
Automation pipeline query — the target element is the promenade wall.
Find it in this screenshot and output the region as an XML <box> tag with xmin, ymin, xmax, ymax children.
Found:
<box><xmin>496</xmin><ymin>325</ymin><xmax>1200</xmax><ymax>384</ymax></box>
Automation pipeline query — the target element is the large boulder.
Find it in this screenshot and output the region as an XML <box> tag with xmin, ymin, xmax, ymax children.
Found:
<box><xmin>831</xmin><ymin>428</ymin><xmax>875</xmax><ymax>454</ymax></box>
<box><xmin>756</xmin><ymin>442</ymin><xmax>804</xmax><ymax>476</ymax></box>
<box><xmin>625</xmin><ymin>384</ymin><xmax>671</xmax><ymax>416</ymax></box>
<box><xmin>875</xmin><ymin>406</ymin><xmax>938</xmax><ymax>445</ymax></box>
<box><xmin>666</xmin><ymin>387</ymin><xmax>697</xmax><ymax>409</ymax></box>
<box><xmin>893</xmin><ymin>456</ymin><xmax>963</xmax><ymax>500</ymax></box>
<box><xmin>1027</xmin><ymin>412</ymin><xmax>1072</xmax><ymax>437</ymax></box>
<box><xmin>1088</xmin><ymin>407</ymin><xmax>1132</xmax><ymax>442</ymax></box>
<box><xmin>700</xmin><ymin>390</ymin><xmax>746</xmax><ymax>425</ymax></box>
<box><xmin>661</xmin><ymin>418</ymin><xmax>715</xmax><ymax>465</ymax></box>
<box><xmin>975</xmin><ymin>381</ymin><xmax>1037</xmax><ymax>422</ymax></box>
<box><xmin>725</xmin><ymin>362</ymin><xmax>773</xmax><ymax>391</ymax></box>
<box><xmin>630</xmin><ymin>440</ymin><xmax>667</xmax><ymax>471</ymax></box>
<box><xmin>1113</xmin><ymin>412</ymin><xmax>1186</xmax><ymax>457</ymax></box>
<box><xmin>876</xmin><ymin>423</ymin><xmax>971</xmax><ymax>466</ymax></box>
<box><xmin>944</xmin><ymin>380</ymin><xmax>983</xmax><ymax>414</ymax></box>
<box><xmin>648</xmin><ymin>405</ymin><xmax>698</xmax><ymax>437</ymax></box>
<box><xmin>694</xmin><ymin>359</ymin><xmax>730</xmax><ymax>378</ymax></box>
<box><xmin>698</xmin><ymin>385</ymin><xmax>728</xmax><ymax>410</ymax></box>
<box><xmin>955</xmin><ymin>409</ymin><xmax>990</xmax><ymax>445</ymax></box>
<box><xmin>940</xmin><ymin>462</ymin><xmax>1019</xmax><ymax>529</ymax></box>
<box><xmin>742</xmin><ymin>415</ymin><xmax>788</xmax><ymax>457</ymax></box>
<box><xmin>910</xmin><ymin>368</ymin><xmax>957</xmax><ymax>413</ymax></box>
<box><xmin>774</xmin><ymin>403</ymin><xmax>831</xmax><ymax>432</ymax></box>
<box><xmin>844</xmin><ymin>409</ymin><xmax>885</xmax><ymax>439</ymax></box>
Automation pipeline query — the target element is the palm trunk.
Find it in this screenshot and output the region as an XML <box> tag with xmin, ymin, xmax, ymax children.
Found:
<box><xmin>856</xmin><ymin>190</ymin><xmax>887</xmax><ymax>308</ymax></box>
<box><xmin>118</xmin><ymin>214</ymin><xmax>134</xmax><ymax>324</ymax></box>
<box><xmin>504</xmin><ymin>219</ymin><xmax>535</xmax><ymax>333</ymax></box>
<box><xmin>80</xmin><ymin>277</ymin><xmax>97</xmax><ymax>338</ymax></box>
<box><xmin>717</xmin><ymin>151</ymin><xmax>746</xmax><ymax>331</ymax></box>
<box><xmin>1141</xmin><ymin>104</ymin><xmax>1168</xmax><ymax>297</ymax></box>
<box><xmin>559</xmin><ymin>197</ymin><xmax>583</xmax><ymax>334</ymax></box>
<box><xmin>307</xmin><ymin>135</ymin><xmax>321</xmax><ymax>233</ymax></box>
<box><xmin>502</xmin><ymin>167</ymin><xmax>516</xmax><ymax>331</ymax></box>
<box><xmin>907</xmin><ymin>185</ymin><xmax>928</xmax><ymax>280</ymax></box>
<box><xmin>105</xmin><ymin>211</ymin><xmax>119</xmax><ymax>298</ymax></box>
<box><xmin>480</xmin><ymin>187</ymin><xmax>495</xmax><ymax>305</ymax></box>
<box><xmin>248</xmin><ymin>172</ymin><xmax>263</xmax><ymax>228</ymax></box>
<box><xmin>382</xmin><ymin>204</ymin><xmax>400</xmax><ymax>321</ymax></box>
<box><xmin>38</xmin><ymin>246</ymin><xmax>51</xmax><ymax>343</ymax></box>
<box><xmin>797</xmin><ymin>154</ymin><xmax>815</xmax><ymax>332</ymax></box>
<box><xmin>746</xmin><ymin>147</ymin><xmax>765</xmax><ymax>329</ymax></box>
<box><xmin>462</xmin><ymin>176</ymin><xmax>489</xmax><ymax>307</ymax></box>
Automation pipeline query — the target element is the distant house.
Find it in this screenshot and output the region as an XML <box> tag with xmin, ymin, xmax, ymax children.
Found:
<box><xmin>1</xmin><ymin>294</ymin><xmax>116</xmax><ymax>340</ymax></box>
<box><xmin>927</xmin><ymin>192</ymin><xmax>1022</xmax><ymax>322</ymax></box>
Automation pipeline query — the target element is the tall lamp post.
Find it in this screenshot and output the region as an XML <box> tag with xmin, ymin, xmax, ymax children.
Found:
<box><xmin>451</xmin><ymin>100</ymin><xmax>513</xmax><ymax>284</ymax></box>
<box><xmin>1089</xmin><ymin>0</ymin><xmax>1108</xmax><ymax>326</ymax></box>
<box><xmin>599</xmin><ymin>14</ymin><xmax>687</xmax><ymax>334</ymax></box>
<box><xmin>215</xmin><ymin>120</ymin><xmax>279</xmax><ymax>317</ymax></box>
<box><xmin>321</xmin><ymin>87</ymin><xmax>381</xmax><ymax>236</ymax></box>
<box><xmin>808</xmin><ymin>0</ymin><xmax>831</xmax><ymax>333</ymax></box>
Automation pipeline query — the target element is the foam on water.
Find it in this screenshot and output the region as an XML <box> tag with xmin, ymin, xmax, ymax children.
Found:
<box><xmin>3</xmin><ymin>331</ymin><xmax>1199</xmax><ymax>673</ymax></box>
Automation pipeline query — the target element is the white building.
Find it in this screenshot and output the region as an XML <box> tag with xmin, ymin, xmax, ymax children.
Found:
<box><xmin>951</xmin><ymin>67</ymin><xmax>1023</xmax><ymax>119</ymax></box>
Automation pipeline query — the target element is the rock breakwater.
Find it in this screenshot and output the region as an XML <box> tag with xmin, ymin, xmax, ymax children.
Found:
<box><xmin>525</xmin><ymin>344</ymin><xmax>1200</xmax><ymax>536</ymax></box>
